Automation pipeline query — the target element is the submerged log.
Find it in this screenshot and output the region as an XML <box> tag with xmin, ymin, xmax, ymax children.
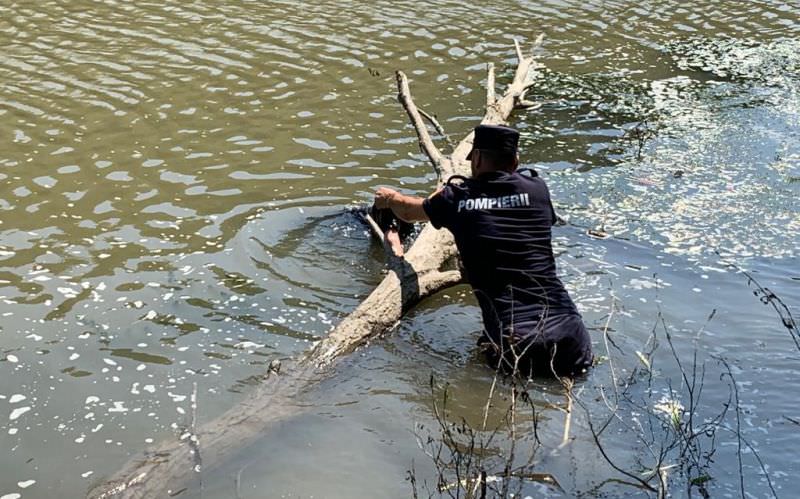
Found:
<box><xmin>88</xmin><ymin>34</ymin><xmax>545</xmax><ymax>499</ymax></box>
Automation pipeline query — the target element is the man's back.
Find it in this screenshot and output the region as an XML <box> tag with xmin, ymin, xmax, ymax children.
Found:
<box><xmin>423</xmin><ymin>169</ymin><xmax>578</xmax><ymax>341</ymax></box>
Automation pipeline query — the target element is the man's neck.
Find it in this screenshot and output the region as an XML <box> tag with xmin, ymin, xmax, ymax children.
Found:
<box><xmin>475</xmin><ymin>168</ymin><xmax>513</xmax><ymax>179</ymax></box>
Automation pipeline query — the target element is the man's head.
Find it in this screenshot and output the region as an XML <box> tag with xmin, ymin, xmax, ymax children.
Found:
<box><xmin>467</xmin><ymin>124</ymin><xmax>520</xmax><ymax>176</ymax></box>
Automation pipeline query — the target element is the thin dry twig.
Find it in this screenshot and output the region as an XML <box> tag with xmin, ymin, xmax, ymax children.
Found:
<box><xmin>418</xmin><ymin>109</ymin><xmax>449</xmax><ymax>141</ymax></box>
<box><xmin>512</xmin><ymin>34</ymin><xmax>545</xmax><ymax>110</ymax></box>
<box><xmin>558</xmin><ymin>378</ymin><xmax>574</xmax><ymax>449</ymax></box>
<box><xmin>719</xmin><ymin>254</ymin><xmax>799</xmax><ymax>350</ymax></box>
<box><xmin>513</xmin><ymin>38</ymin><xmax>524</xmax><ymax>65</ymax></box>
<box><xmin>717</xmin><ymin>358</ymin><xmax>750</xmax><ymax>499</ymax></box>
<box><xmin>569</xmin><ymin>305</ymin><xmax>737</xmax><ymax>497</ymax></box>
<box><xmin>486</xmin><ymin>62</ymin><xmax>496</xmax><ymax>109</ymax></box>
<box><xmin>412</xmin><ymin>362</ymin><xmax>548</xmax><ymax>499</ymax></box>
<box><xmin>187</xmin><ymin>382</ymin><xmax>202</xmax><ymax>492</ymax></box>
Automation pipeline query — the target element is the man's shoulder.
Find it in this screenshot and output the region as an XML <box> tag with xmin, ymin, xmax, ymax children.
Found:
<box><xmin>438</xmin><ymin>175</ymin><xmax>480</xmax><ymax>200</ymax></box>
<box><xmin>444</xmin><ymin>174</ymin><xmax>473</xmax><ymax>189</ymax></box>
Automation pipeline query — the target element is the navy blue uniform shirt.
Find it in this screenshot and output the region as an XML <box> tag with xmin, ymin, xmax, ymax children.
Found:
<box><xmin>423</xmin><ymin>169</ymin><xmax>578</xmax><ymax>342</ymax></box>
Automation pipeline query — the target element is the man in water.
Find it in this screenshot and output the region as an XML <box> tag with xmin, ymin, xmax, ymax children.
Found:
<box><xmin>373</xmin><ymin>124</ymin><xmax>592</xmax><ymax>377</ymax></box>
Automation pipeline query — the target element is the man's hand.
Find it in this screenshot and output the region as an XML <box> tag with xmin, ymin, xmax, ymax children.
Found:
<box><xmin>374</xmin><ymin>187</ymin><xmax>398</xmax><ymax>210</ymax></box>
<box><xmin>372</xmin><ymin>187</ymin><xmax>429</xmax><ymax>223</ymax></box>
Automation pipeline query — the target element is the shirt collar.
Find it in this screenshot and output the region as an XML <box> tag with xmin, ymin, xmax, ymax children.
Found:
<box><xmin>476</xmin><ymin>170</ymin><xmax>512</xmax><ymax>181</ymax></box>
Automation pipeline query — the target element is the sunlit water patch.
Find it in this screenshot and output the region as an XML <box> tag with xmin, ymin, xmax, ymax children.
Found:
<box><xmin>524</xmin><ymin>38</ymin><xmax>799</xmax><ymax>261</ymax></box>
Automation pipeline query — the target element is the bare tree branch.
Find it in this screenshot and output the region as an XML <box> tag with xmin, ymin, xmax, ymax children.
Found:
<box><xmin>363</xmin><ymin>212</ymin><xmax>387</xmax><ymax>246</ymax></box>
<box><xmin>397</xmin><ymin>71</ymin><xmax>446</xmax><ymax>177</ymax></box>
<box><xmin>486</xmin><ymin>62</ymin><xmax>496</xmax><ymax>109</ymax></box>
<box><xmin>513</xmin><ymin>38</ymin><xmax>524</xmax><ymax>66</ymax></box>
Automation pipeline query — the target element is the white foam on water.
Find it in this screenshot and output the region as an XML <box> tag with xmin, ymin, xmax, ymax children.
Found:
<box><xmin>9</xmin><ymin>407</ymin><xmax>30</xmax><ymax>421</ymax></box>
<box><xmin>108</xmin><ymin>402</ymin><xmax>128</xmax><ymax>413</ymax></box>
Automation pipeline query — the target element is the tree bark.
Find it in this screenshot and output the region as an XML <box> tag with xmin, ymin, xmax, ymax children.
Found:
<box><xmin>88</xmin><ymin>34</ymin><xmax>545</xmax><ymax>499</ymax></box>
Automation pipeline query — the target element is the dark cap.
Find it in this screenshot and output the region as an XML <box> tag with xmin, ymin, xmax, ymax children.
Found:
<box><xmin>466</xmin><ymin>124</ymin><xmax>520</xmax><ymax>160</ymax></box>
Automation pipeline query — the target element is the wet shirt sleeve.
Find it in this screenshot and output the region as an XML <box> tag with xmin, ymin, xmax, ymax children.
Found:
<box><xmin>422</xmin><ymin>185</ymin><xmax>457</xmax><ymax>230</ymax></box>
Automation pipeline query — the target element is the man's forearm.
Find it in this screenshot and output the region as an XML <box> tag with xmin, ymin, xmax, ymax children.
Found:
<box><xmin>374</xmin><ymin>186</ymin><xmax>429</xmax><ymax>222</ymax></box>
<box><xmin>387</xmin><ymin>193</ymin><xmax>427</xmax><ymax>222</ymax></box>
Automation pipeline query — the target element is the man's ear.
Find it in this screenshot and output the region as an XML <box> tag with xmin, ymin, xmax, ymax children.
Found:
<box><xmin>470</xmin><ymin>150</ymin><xmax>481</xmax><ymax>176</ymax></box>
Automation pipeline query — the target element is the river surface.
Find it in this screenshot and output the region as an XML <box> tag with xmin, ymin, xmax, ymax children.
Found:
<box><xmin>0</xmin><ymin>1</ymin><xmax>798</xmax><ymax>498</ymax></box>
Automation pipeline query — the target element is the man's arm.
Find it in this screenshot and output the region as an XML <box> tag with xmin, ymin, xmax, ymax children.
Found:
<box><xmin>374</xmin><ymin>187</ymin><xmax>430</xmax><ymax>223</ymax></box>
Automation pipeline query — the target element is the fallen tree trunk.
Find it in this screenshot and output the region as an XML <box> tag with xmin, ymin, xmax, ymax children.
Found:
<box><xmin>88</xmin><ymin>34</ymin><xmax>545</xmax><ymax>499</ymax></box>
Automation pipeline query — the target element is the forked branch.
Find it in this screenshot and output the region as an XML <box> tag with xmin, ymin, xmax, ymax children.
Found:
<box><xmin>401</xmin><ymin>33</ymin><xmax>547</xmax><ymax>178</ymax></box>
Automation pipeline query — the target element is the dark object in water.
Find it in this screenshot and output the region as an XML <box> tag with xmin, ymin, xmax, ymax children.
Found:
<box><xmin>369</xmin><ymin>204</ymin><xmax>416</xmax><ymax>241</ymax></box>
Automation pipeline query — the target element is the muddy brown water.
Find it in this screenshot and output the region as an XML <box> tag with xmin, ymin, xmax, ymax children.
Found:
<box><xmin>0</xmin><ymin>1</ymin><xmax>798</xmax><ymax>497</ymax></box>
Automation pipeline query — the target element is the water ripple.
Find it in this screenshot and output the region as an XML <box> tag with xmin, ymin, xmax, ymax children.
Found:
<box><xmin>0</xmin><ymin>1</ymin><xmax>798</xmax><ymax>496</ymax></box>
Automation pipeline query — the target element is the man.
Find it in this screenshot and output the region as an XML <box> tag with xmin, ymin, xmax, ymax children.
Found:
<box><xmin>374</xmin><ymin>124</ymin><xmax>592</xmax><ymax>377</ymax></box>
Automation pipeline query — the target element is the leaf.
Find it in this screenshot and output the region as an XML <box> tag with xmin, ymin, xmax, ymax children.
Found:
<box><xmin>691</xmin><ymin>474</ymin><xmax>712</xmax><ymax>485</ymax></box>
<box><xmin>635</xmin><ymin>350</ymin><xmax>651</xmax><ymax>371</ymax></box>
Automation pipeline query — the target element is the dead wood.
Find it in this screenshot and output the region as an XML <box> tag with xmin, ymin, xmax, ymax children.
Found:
<box><xmin>88</xmin><ymin>34</ymin><xmax>545</xmax><ymax>499</ymax></box>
